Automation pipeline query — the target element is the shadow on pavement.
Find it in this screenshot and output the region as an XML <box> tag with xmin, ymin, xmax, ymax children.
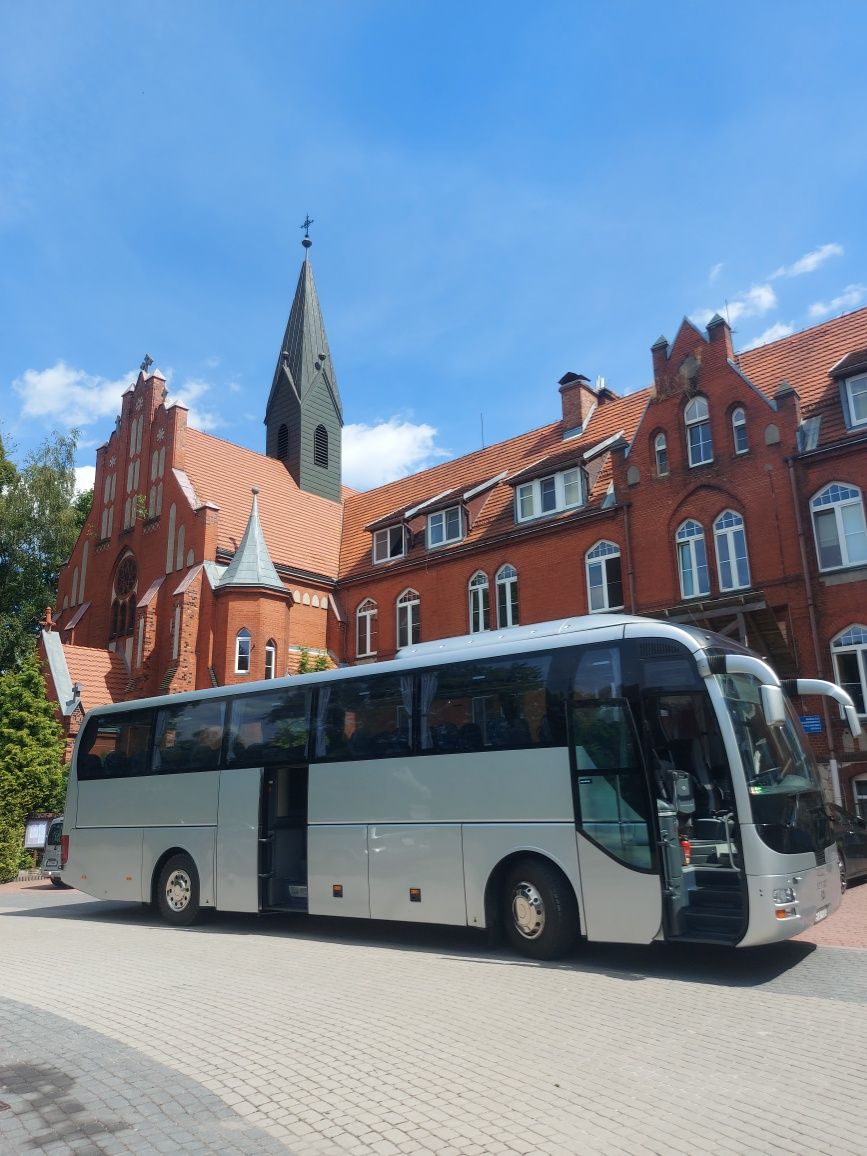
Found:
<box><xmin>6</xmin><ymin>892</ymin><xmax>817</xmax><ymax>988</ymax></box>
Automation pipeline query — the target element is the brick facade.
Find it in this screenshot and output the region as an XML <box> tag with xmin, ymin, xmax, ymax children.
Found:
<box><xmin>43</xmin><ymin>259</ymin><xmax>867</xmax><ymax>812</ymax></box>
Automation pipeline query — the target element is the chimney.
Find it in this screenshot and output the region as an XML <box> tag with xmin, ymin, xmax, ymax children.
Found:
<box><xmin>559</xmin><ymin>372</ymin><xmax>596</xmax><ymax>433</ymax></box>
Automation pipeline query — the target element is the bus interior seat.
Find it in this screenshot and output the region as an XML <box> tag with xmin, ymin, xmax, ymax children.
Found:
<box><xmin>103</xmin><ymin>751</ymin><xmax>130</xmax><ymax>775</ymax></box>
<box><xmin>458</xmin><ymin>723</ymin><xmax>483</xmax><ymax>750</ymax></box>
<box><xmin>432</xmin><ymin>723</ymin><xmax>460</xmax><ymax>752</ymax></box>
<box><xmin>348</xmin><ymin>729</ymin><xmax>373</xmax><ymax>757</ymax></box>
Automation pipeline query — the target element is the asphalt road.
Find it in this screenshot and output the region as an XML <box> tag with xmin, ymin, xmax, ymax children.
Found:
<box><xmin>1</xmin><ymin>880</ymin><xmax>866</xmax><ymax>1155</ymax></box>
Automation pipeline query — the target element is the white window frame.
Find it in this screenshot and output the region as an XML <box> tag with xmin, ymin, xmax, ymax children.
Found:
<box><xmin>495</xmin><ymin>564</ymin><xmax>519</xmax><ymax>628</ymax></box>
<box><xmin>373</xmin><ymin>525</ymin><xmax>406</xmax><ymax>564</ymax></box>
<box><xmin>845</xmin><ymin>373</ymin><xmax>867</xmax><ymax>428</ymax></box>
<box><xmin>654</xmin><ymin>432</ymin><xmax>669</xmax><ymax>477</ymax></box>
<box><xmin>356</xmin><ymin>598</ymin><xmax>378</xmax><ymax>657</ymax></box>
<box><xmin>676</xmin><ymin>520</ymin><xmax>710</xmax><ymax>598</ymax></box>
<box><xmin>585</xmin><ymin>540</ymin><xmax>624</xmax><ymax>612</ymax></box>
<box><xmin>396</xmin><ymin>589</ymin><xmax>420</xmax><ymax>649</ymax></box>
<box><xmin>427</xmin><ymin>505</ymin><xmax>463</xmax><ymax>548</ymax></box>
<box><xmin>468</xmin><ymin>571</ymin><xmax>490</xmax><ymax>634</ymax></box>
<box><xmin>685</xmin><ymin>396</ymin><xmax>713</xmax><ymax>467</ymax></box>
<box><xmin>810</xmin><ymin>483</ymin><xmax>867</xmax><ymax>572</ymax></box>
<box><xmin>264</xmin><ymin>640</ymin><xmax>277</xmax><ymax>680</ymax></box>
<box><xmin>731</xmin><ymin>407</ymin><xmax>748</xmax><ymax>454</ymax></box>
<box><xmin>831</xmin><ymin>625</ymin><xmax>867</xmax><ymax>717</ymax></box>
<box><xmin>235</xmin><ymin>628</ymin><xmax>252</xmax><ymax>674</ymax></box>
<box><xmin>714</xmin><ymin>510</ymin><xmax>751</xmax><ymax>591</ymax></box>
<box><xmin>515</xmin><ymin>467</ymin><xmax>584</xmax><ymax>523</ymax></box>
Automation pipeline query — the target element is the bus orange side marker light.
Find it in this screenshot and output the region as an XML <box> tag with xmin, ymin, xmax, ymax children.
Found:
<box><xmin>125</xmin><ymin>876</ymin><xmax>133</xmax><ymax>881</ymax></box>
<box><xmin>333</xmin><ymin>884</ymin><xmax>343</xmax><ymax>898</ymax></box>
<box><xmin>409</xmin><ymin>888</ymin><xmax>421</xmax><ymax>903</ymax></box>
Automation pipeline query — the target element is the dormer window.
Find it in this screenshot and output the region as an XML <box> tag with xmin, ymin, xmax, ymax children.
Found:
<box><xmin>428</xmin><ymin>505</ymin><xmax>463</xmax><ymax>547</ymax></box>
<box><xmin>845</xmin><ymin>373</ymin><xmax>867</xmax><ymax>428</ymax></box>
<box><xmin>515</xmin><ymin>468</ymin><xmax>583</xmax><ymax>523</ymax></box>
<box><xmin>373</xmin><ymin>525</ymin><xmax>406</xmax><ymax>564</ymax></box>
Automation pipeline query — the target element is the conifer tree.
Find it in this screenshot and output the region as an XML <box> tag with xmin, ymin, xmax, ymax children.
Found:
<box><xmin>0</xmin><ymin>651</ymin><xmax>65</xmax><ymax>882</ymax></box>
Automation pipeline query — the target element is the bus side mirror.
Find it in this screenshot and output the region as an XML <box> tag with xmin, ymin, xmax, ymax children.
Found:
<box><xmin>760</xmin><ymin>684</ymin><xmax>786</xmax><ymax>728</ymax></box>
<box><xmin>842</xmin><ymin>702</ymin><xmax>862</xmax><ymax>739</ymax></box>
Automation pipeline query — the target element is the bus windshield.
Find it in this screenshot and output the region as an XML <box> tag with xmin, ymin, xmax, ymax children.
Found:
<box><xmin>720</xmin><ymin>672</ymin><xmax>831</xmax><ymax>855</ymax></box>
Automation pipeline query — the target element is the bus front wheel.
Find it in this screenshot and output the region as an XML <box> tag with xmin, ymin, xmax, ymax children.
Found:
<box><xmin>502</xmin><ymin>858</ymin><xmax>578</xmax><ymax>960</ymax></box>
<box><xmin>156</xmin><ymin>854</ymin><xmax>201</xmax><ymax>927</ymax></box>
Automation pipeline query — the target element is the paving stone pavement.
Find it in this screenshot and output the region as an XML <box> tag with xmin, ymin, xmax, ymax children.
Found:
<box><xmin>1</xmin><ymin>880</ymin><xmax>866</xmax><ymax>1155</ymax></box>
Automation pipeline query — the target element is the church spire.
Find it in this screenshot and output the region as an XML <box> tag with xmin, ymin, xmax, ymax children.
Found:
<box><xmin>217</xmin><ymin>489</ymin><xmax>284</xmax><ymax>591</ymax></box>
<box><xmin>264</xmin><ymin>222</ymin><xmax>343</xmax><ymax>503</ymax></box>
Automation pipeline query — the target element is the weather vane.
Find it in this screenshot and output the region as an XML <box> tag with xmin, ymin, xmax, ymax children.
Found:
<box><xmin>140</xmin><ymin>353</ymin><xmax>154</xmax><ymax>373</ymax></box>
<box><xmin>300</xmin><ymin>214</ymin><xmax>314</xmax><ymax>249</ymax></box>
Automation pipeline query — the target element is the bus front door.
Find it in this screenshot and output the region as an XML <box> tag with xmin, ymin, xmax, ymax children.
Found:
<box><xmin>571</xmin><ymin>700</ymin><xmax>663</xmax><ymax>943</ymax></box>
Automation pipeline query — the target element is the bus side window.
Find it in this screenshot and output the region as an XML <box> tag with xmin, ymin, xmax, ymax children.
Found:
<box><xmin>315</xmin><ymin>675</ymin><xmax>411</xmax><ymax>760</ymax></box>
<box><xmin>423</xmin><ymin>654</ymin><xmax>552</xmax><ymax>752</ymax></box>
<box><xmin>78</xmin><ymin>711</ymin><xmax>155</xmax><ymax>779</ymax></box>
<box><xmin>153</xmin><ymin>700</ymin><xmax>226</xmax><ymax>773</ymax></box>
<box><xmin>227</xmin><ymin>688</ymin><xmax>310</xmax><ymax>767</ymax></box>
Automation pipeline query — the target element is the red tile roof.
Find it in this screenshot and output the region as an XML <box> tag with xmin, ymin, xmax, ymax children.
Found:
<box><xmin>183</xmin><ymin>429</ymin><xmax>343</xmax><ymax>579</ymax></box>
<box><xmin>63</xmin><ymin>644</ymin><xmax>129</xmax><ymax>711</ymax></box>
<box><xmin>340</xmin><ymin>389</ymin><xmax>650</xmax><ymax>581</ymax></box>
<box><xmin>737</xmin><ymin>307</ymin><xmax>867</xmax><ymax>424</ymax></box>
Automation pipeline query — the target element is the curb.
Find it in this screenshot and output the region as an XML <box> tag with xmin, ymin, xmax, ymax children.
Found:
<box><xmin>16</xmin><ymin>869</ymin><xmax>47</xmax><ymax>882</ymax></box>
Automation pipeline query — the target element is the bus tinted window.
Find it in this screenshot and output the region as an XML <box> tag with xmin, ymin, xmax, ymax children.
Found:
<box><xmin>422</xmin><ymin>655</ymin><xmax>552</xmax><ymax>752</ymax></box>
<box><xmin>153</xmin><ymin>699</ymin><xmax>227</xmax><ymax>773</ymax></box>
<box><xmin>77</xmin><ymin>711</ymin><xmax>155</xmax><ymax>779</ymax></box>
<box><xmin>228</xmin><ymin>688</ymin><xmax>310</xmax><ymax>767</ymax></box>
<box><xmin>571</xmin><ymin>647</ymin><xmax>652</xmax><ymax>869</ymax></box>
<box><xmin>314</xmin><ymin>675</ymin><xmax>411</xmax><ymax>760</ymax></box>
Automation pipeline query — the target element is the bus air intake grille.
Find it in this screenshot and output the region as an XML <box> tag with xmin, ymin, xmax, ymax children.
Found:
<box><xmin>639</xmin><ymin>641</ymin><xmax>681</xmax><ymax>658</ymax></box>
<box><xmin>816</xmin><ymin>847</ymin><xmax>826</xmax><ymax>866</ymax></box>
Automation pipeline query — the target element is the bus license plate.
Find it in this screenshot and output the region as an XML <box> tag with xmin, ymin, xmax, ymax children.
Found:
<box><xmin>814</xmin><ymin>906</ymin><xmax>829</xmax><ymax>923</ymax></box>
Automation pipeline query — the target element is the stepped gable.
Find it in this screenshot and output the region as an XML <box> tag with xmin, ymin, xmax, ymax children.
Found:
<box><xmin>340</xmin><ymin>387</ymin><xmax>651</xmax><ymax>580</ymax></box>
<box><xmin>183</xmin><ymin>429</ymin><xmax>342</xmax><ymax>580</ymax></box>
<box><xmin>738</xmin><ymin>307</ymin><xmax>867</xmax><ymax>444</ymax></box>
<box><xmin>62</xmin><ymin>644</ymin><xmax>128</xmax><ymax>711</ymax></box>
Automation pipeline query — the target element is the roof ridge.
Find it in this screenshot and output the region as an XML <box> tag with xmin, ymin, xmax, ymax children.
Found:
<box><xmin>738</xmin><ymin>304</ymin><xmax>867</xmax><ymax>357</ymax></box>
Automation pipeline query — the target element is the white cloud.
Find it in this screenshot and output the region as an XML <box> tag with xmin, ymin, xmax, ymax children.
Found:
<box><xmin>11</xmin><ymin>361</ymin><xmax>223</xmax><ymax>433</ymax></box>
<box><xmin>74</xmin><ymin>465</ymin><xmax>96</xmax><ymax>494</ymax></box>
<box><xmin>708</xmin><ymin>262</ymin><xmax>724</xmax><ymax>284</ymax></box>
<box><xmin>808</xmin><ymin>283</ymin><xmax>866</xmax><ymax>319</ymax></box>
<box><xmin>12</xmin><ymin>362</ymin><xmax>137</xmax><ymax>426</ymax></box>
<box><xmin>343</xmin><ymin>418</ymin><xmax>449</xmax><ymax>490</ymax></box>
<box><xmin>771</xmin><ymin>243</ymin><xmax>843</xmax><ymax>279</ymax></box>
<box><xmin>740</xmin><ymin>322</ymin><xmax>795</xmax><ymax>351</ymax></box>
<box><xmin>693</xmin><ymin>283</ymin><xmax>777</xmax><ymax>329</ymax></box>
<box><xmin>164</xmin><ymin>375</ymin><xmax>222</xmax><ymax>431</ymax></box>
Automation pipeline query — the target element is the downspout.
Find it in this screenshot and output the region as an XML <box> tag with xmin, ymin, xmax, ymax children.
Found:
<box><xmin>622</xmin><ymin>503</ymin><xmax>637</xmax><ymax>614</ymax></box>
<box><xmin>786</xmin><ymin>457</ymin><xmax>841</xmax><ymax>804</ymax></box>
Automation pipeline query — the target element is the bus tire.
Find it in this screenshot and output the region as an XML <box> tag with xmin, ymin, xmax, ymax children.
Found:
<box><xmin>156</xmin><ymin>853</ymin><xmax>201</xmax><ymax>927</ymax></box>
<box><xmin>501</xmin><ymin>858</ymin><xmax>578</xmax><ymax>960</ymax></box>
<box><xmin>50</xmin><ymin>876</ymin><xmax>71</xmax><ymax>889</ymax></box>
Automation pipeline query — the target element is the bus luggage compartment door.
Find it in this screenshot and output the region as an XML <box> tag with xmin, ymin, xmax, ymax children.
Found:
<box><xmin>368</xmin><ymin>824</ymin><xmax>466</xmax><ymax>925</ymax></box>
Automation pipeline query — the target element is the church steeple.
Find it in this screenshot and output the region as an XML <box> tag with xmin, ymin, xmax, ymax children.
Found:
<box><xmin>265</xmin><ymin>222</ymin><xmax>343</xmax><ymax>503</ymax></box>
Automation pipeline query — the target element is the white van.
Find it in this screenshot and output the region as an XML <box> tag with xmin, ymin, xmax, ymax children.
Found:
<box><xmin>42</xmin><ymin>816</ymin><xmax>70</xmax><ymax>888</ymax></box>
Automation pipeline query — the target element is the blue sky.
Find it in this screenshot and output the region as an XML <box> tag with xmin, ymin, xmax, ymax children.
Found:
<box><xmin>1</xmin><ymin>2</ymin><xmax>865</xmax><ymax>491</ymax></box>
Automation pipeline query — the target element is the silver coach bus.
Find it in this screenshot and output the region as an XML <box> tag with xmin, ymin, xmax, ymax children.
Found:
<box><xmin>58</xmin><ymin>615</ymin><xmax>860</xmax><ymax>958</ymax></box>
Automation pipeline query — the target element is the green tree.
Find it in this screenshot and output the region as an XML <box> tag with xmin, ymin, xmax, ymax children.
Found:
<box><xmin>72</xmin><ymin>487</ymin><xmax>93</xmax><ymax>535</ymax></box>
<box><xmin>0</xmin><ymin>430</ymin><xmax>81</xmax><ymax>674</ymax></box>
<box><xmin>0</xmin><ymin>651</ymin><xmax>65</xmax><ymax>882</ymax></box>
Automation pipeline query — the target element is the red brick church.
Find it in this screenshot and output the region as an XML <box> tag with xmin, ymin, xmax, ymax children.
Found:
<box><xmin>41</xmin><ymin>239</ymin><xmax>867</xmax><ymax>812</ymax></box>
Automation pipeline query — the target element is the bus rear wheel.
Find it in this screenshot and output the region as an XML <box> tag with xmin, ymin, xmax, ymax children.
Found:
<box><xmin>156</xmin><ymin>854</ymin><xmax>201</xmax><ymax>926</ymax></box>
<box><xmin>501</xmin><ymin>858</ymin><xmax>578</xmax><ymax>960</ymax></box>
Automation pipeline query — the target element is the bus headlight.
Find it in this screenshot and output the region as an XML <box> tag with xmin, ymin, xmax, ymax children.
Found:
<box><xmin>772</xmin><ymin>887</ymin><xmax>796</xmax><ymax>904</ymax></box>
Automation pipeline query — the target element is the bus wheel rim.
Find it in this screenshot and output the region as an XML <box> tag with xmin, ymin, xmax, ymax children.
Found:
<box><xmin>166</xmin><ymin>869</ymin><xmax>192</xmax><ymax>911</ymax></box>
<box><xmin>512</xmin><ymin>881</ymin><xmax>545</xmax><ymax>939</ymax></box>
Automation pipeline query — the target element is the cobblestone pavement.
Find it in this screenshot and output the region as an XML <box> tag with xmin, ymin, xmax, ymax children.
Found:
<box><xmin>1</xmin><ymin>880</ymin><xmax>866</xmax><ymax>1155</ymax></box>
